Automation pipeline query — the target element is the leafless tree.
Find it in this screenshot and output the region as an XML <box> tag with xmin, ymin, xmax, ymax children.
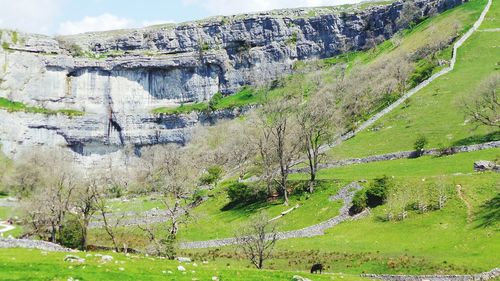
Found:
<box><xmin>73</xmin><ymin>178</ymin><xmax>100</xmax><ymax>250</ymax></box>
<box><xmin>297</xmin><ymin>90</ymin><xmax>343</xmax><ymax>193</ymax></box>
<box><xmin>236</xmin><ymin>213</ymin><xmax>278</xmax><ymax>269</ymax></box>
<box><xmin>462</xmin><ymin>73</ymin><xmax>499</xmax><ymax>129</ymax></box>
<box><xmin>257</xmin><ymin>95</ymin><xmax>302</xmax><ymax>205</ymax></box>
<box><xmin>19</xmin><ymin>148</ymin><xmax>78</xmax><ymax>243</ymax></box>
<box><xmin>140</xmin><ymin>144</ymin><xmax>200</xmax><ymax>256</ymax></box>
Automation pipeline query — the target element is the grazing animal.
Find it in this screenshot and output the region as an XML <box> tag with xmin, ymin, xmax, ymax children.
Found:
<box><xmin>310</xmin><ymin>263</ymin><xmax>323</xmax><ymax>274</ymax></box>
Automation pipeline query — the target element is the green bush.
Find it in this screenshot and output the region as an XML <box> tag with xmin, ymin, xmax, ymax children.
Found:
<box><xmin>409</xmin><ymin>59</ymin><xmax>436</xmax><ymax>87</ymax></box>
<box><xmin>226</xmin><ymin>182</ymin><xmax>265</xmax><ymax>205</ymax></box>
<box><xmin>350</xmin><ymin>189</ymin><xmax>367</xmax><ymax>214</ymax></box>
<box><xmin>199</xmin><ymin>165</ymin><xmax>224</xmax><ymax>187</ymax></box>
<box><xmin>2</xmin><ymin>42</ymin><xmax>9</xmax><ymax>50</ymax></box>
<box><xmin>414</xmin><ymin>135</ymin><xmax>428</xmax><ymax>156</ymax></box>
<box><xmin>11</xmin><ymin>31</ymin><xmax>18</xmax><ymax>44</ymax></box>
<box><xmin>208</xmin><ymin>92</ymin><xmax>223</xmax><ymax>111</ymax></box>
<box><xmin>366</xmin><ymin>176</ymin><xmax>391</xmax><ymax>208</ymax></box>
<box><xmin>108</xmin><ymin>184</ymin><xmax>124</xmax><ymax>198</ymax></box>
<box><xmin>59</xmin><ymin>215</ymin><xmax>84</xmax><ymax>250</ymax></box>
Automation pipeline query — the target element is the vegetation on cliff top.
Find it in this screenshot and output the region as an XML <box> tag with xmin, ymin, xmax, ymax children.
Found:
<box><xmin>0</xmin><ymin>97</ymin><xmax>84</xmax><ymax>117</ymax></box>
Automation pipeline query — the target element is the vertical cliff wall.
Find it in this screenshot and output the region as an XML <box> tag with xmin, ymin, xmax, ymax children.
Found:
<box><xmin>0</xmin><ymin>0</ymin><xmax>465</xmax><ymax>159</ymax></box>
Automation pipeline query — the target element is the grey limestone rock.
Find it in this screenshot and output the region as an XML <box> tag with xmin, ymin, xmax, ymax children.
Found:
<box><xmin>0</xmin><ymin>0</ymin><xmax>465</xmax><ymax>160</ymax></box>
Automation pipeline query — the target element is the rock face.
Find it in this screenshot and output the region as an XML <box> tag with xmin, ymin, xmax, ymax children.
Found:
<box><xmin>474</xmin><ymin>160</ymin><xmax>500</xmax><ymax>172</ymax></box>
<box><xmin>0</xmin><ymin>0</ymin><xmax>465</xmax><ymax>159</ymax></box>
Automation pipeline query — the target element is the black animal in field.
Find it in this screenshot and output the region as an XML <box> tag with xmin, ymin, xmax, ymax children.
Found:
<box><xmin>310</xmin><ymin>263</ymin><xmax>323</xmax><ymax>274</ymax></box>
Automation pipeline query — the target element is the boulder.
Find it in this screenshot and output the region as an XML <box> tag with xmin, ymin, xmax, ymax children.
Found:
<box><xmin>177</xmin><ymin>257</ymin><xmax>192</xmax><ymax>263</ymax></box>
<box><xmin>474</xmin><ymin>160</ymin><xmax>500</xmax><ymax>172</ymax></box>
<box><xmin>64</xmin><ymin>255</ymin><xmax>85</xmax><ymax>263</ymax></box>
<box><xmin>177</xmin><ymin>265</ymin><xmax>186</xmax><ymax>271</ymax></box>
<box><xmin>292</xmin><ymin>276</ymin><xmax>312</xmax><ymax>281</ymax></box>
<box><xmin>101</xmin><ymin>255</ymin><xmax>114</xmax><ymax>262</ymax></box>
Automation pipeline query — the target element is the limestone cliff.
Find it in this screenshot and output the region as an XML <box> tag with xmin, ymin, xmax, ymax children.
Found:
<box><xmin>0</xmin><ymin>0</ymin><xmax>464</xmax><ymax>159</ymax></box>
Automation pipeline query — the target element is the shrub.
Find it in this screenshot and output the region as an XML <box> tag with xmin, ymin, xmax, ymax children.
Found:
<box><xmin>226</xmin><ymin>182</ymin><xmax>265</xmax><ymax>205</ymax></box>
<box><xmin>108</xmin><ymin>184</ymin><xmax>124</xmax><ymax>198</ymax></box>
<box><xmin>409</xmin><ymin>59</ymin><xmax>436</xmax><ymax>87</ymax></box>
<box><xmin>2</xmin><ymin>42</ymin><xmax>9</xmax><ymax>50</ymax></box>
<box><xmin>208</xmin><ymin>92</ymin><xmax>223</xmax><ymax>111</ymax></box>
<box><xmin>200</xmin><ymin>41</ymin><xmax>210</xmax><ymax>52</ymax></box>
<box><xmin>350</xmin><ymin>189</ymin><xmax>367</xmax><ymax>215</ymax></box>
<box><xmin>199</xmin><ymin>165</ymin><xmax>224</xmax><ymax>188</ymax></box>
<box><xmin>414</xmin><ymin>135</ymin><xmax>428</xmax><ymax>156</ymax></box>
<box><xmin>11</xmin><ymin>31</ymin><xmax>18</xmax><ymax>44</ymax></box>
<box><xmin>59</xmin><ymin>215</ymin><xmax>84</xmax><ymax>250</ymax></box>
<box><xmin>366</xmin><ymin>176</ymin><xmax>391</xmax><ymax>207</ymax></box>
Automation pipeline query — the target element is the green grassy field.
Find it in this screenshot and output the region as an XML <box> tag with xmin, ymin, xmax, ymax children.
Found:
<box><xmin>274</xmin><ymin>173</ymin><xmax>499</xmax><ymax>274</ymax></box>
<box><xmin>0</xmin><ymin>248</ymin><xmax>369</xmax><ymax>281</ymax></box>
<box><xmin>178</xmin><ymin>182</ymin><xmax>344</xmax><ymax>241</ymax></box>
<box><xmin>292</xmin><ymin>148</ymin><xmax>500</xmax><ymax>181</ymax></box>
<box><xmin>183</xmin><ymin>167</ymin><xmax>498</xmax><ymax>275</ymax></box>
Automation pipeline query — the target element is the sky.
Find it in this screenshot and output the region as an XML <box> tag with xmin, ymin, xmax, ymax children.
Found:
<box><xmin>0</xmin><ymin>0</ymin><xmax>364</xmax><ymax>35</ymax></box>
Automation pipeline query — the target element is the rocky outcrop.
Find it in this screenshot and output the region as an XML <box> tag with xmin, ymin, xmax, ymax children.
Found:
<box><xmin>474</xmin><ymin>160</ymin><xmax>500</xmax><ymax>172</ymax></box>
<box><xmin>0</xmin><ymin>0</ymin><xmax>465</xmax><ymax>159</ymax></box>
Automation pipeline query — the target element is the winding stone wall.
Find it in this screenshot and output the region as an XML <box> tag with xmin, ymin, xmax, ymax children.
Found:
<box><xmin>0</xmin><ymin>238</ymin><xmax>73</xmax><ymax>252</ymax></box>
<box><xmin>293</xmin><ymin>141</ymin><xmax>500</xmax><ymax>174</ymax></box>
<box><xmin>179</xmin><ymin>182</ymin><xmax>363</xmax><ymax>249</ymax></box>
<box><xmin>362</xmin><ymin>268</ymin><xmax>500</xmax><ymax>281</ymax></box>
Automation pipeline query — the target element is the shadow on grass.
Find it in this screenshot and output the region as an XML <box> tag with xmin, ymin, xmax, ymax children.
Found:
<box><xmin>220</xmin><ymin>199</ymin><xmax>283</xmax><ymax>213</ymax></box>
<box><xmin>452</xmin><ymin>131</ymin><xmax>500</xmax><ymax>147</ymax></box>
<box><xmin>474</xmin><ymin>193</ymin><xmax>500</xmax><ymax>228</ymax></box>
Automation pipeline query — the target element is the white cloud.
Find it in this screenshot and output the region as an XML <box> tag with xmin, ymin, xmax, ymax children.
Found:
<box><xmin>58</xmin><ymin>13</ymin><xmax>133</xmax><ymax>35</ymax></box>
<box><xmin>182</xmin><ymin>0</ymin><xmax>363</xmax><ymax>16</ymax></box>
<box><xmin>0</xmin><ymin>0</ymin><xmax>63</xmax><ymax>34</ymax></box>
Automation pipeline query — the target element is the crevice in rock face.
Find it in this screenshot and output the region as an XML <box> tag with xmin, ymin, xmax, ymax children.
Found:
<box><xmin>108</xmin><ymin>110</ymin><xmax>125</xmax><ymax>146</ymax></box>
<box><xmin>104</xmin><ymin>73</ymin><xmax>125</xmax><ymax>146</ymax></box>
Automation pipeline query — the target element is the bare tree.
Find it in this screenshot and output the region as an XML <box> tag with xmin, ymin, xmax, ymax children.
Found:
<box><xmin>463</xmin><ymin>73</ymin><xmax>499</xmax><ymax>129</ymax></box>
<box><xmin>297</xmin><ymin>90</ymin><xmax>343</xmax><ymax>193</ymax></box>
<box><xmin>258</xmin><ymin>96</ymin><xmax>302</xmax><ymax>205</ymax></box>
<box><xmin>73</xmin><ymin>178</ymin><xmax>100</xmax><ymax>250</ymax></box>
<box><xmin>236</xmin><ymin>213</ymin><xmax>278</xmax><ymax>269</ymax></box>
<box><xmin>248</xmin><ymin>111</ymin><xmax>277</xmax><ymax>196</ymax></box>
<box><xmin>20</xmin><ymin>148</ymin><xmax>78</xmax><ymax>243</ymax></box>
<box><xmin>140</xmin><ymin>144</ymin><xmax>200</xmax><ymax>257</ymax></box>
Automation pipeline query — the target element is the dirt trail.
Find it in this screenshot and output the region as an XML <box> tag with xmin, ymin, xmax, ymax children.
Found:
<box><xmin>456</xmin><ymin>184</ymin><xmax>473</xmax><ymax>224</ymax></box>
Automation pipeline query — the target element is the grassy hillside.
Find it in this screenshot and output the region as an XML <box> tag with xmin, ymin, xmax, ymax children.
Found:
<box><xmin>326</xmin><ymin>0</ymin><xmax>499</xmax><ymax>160</ymax></box>
<box><xmin>181</xmin><ymin>148</ymin><xmax>499</xmax><ymax>274</ymax></box>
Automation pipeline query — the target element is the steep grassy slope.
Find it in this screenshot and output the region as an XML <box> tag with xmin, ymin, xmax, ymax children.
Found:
<box><xmin>326</xmin><ymin>0</ymin><xmax>499</xmax><ymax>160</ymax></box>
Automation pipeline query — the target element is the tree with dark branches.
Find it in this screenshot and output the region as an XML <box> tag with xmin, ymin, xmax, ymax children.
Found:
<box><xmin>236</xmin><ymin>213</ymin><xmax>278</xmax><ymax>270</ymax></box>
